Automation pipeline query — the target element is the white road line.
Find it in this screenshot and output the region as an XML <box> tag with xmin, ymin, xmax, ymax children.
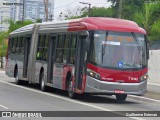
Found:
<box><xmin>0</xmin><ymin>80</ymin><xmax>110</xmax><ymax>111</ymax></box>
<box><xmin>0</xmin><ymin>104</ymin><xmax>9</xmax><ymax>110</ymax></box>
<box><xmin>129</xmin><ymin>95</ymin><xmax>160</xmax><ymax>103</ymax></box>
<box><xmin>0</xmin><ymin>80</ymin><xmax>144</xmax><ymax>120</ymax></box>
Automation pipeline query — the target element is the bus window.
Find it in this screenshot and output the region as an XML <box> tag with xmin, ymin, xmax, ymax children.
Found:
<box><xmin>17</xmin><ymin>38</ymin><xmax>21</xmax><ymax>54</ymax></box>
<box><xmin>43</xmin><ymin>35</ymin><xmax>49</xmax><ymax>61</ymax></box>
<box><xmin>8</xmin><ymin>38</ymin><xmax>13</xmax><ymax>54</ymax></box>
<box><xmin>68</xmin><ymin>34</ymin><xmax>77</xmax><ymax>64</ymax></box>
<box><xmin>63</xmin><ymin>34</ymin><xmax>70</xmax><ymax>64</ymax></box>
<box><xmin>13</xmin><ymin>38</ymin><xmax>18</xmax><ymax>54</ymax></box>
<box><xmin>56</xmin><ymin>49</ymin><xmax>63</xmax><ymax>63</ymax></box>
<box><xmin>57</xmin><ymin>35</ymin><xmax>64</xmax><ymax>48</ymax></box>
<box><xmin>36</xmin><ymin>35</ymin><xmax>47</xmax><ymax>61</ymax></box>
<box><xmin>21</xmin><ymin>37</ymin><xmax>25</xmax><ymax>54</ymax></box>
<box><xmin>55</xmin><ymin>34</ymin><xmax>64</xmax><ymax>63</ymax></box>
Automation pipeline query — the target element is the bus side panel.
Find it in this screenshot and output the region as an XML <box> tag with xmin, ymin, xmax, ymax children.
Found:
<box><xmin>53</xmin><ymin>64</ymin><xmax>63</xmax><ymax>89</ymax></box>
<box><xmin>5</xmin><ymin>54</ymin><xmax>15</xmax><ymax>77</ymax></box>
<box><xmin>16</xmin><ymin>54</ymin><xmax>24</xmax><ymax>80</ymax></box>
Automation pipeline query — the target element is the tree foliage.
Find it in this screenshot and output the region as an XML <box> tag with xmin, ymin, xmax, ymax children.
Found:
<box><xmin>133</xmin><ymin>1</ymin><xmax>160</xmax><ymax>36</ymax></box>
<box><xmin>82</xmin><ymin>7</ymin><xmax>113</xmax><ymax>17</ymax></box>
<box><xmin>0</xmin><ymin>19</ymin><xmax>33</xmax><ymax>60</ymax></box>
<box><xmin>58</xmin><ymin>6</ymin><xmax>85</xmax><ymax>20</ymax></box>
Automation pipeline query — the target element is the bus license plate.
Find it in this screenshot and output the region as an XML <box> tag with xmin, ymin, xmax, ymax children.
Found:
<box><xmin>115</xmin><ymin>90</ymin><xmax>125</xmax><ymax>94</ymax></box>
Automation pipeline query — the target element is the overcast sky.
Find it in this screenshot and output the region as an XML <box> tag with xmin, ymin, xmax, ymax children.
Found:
<box><xmin>54</xmin><ymin>0</ymin><xmax>111</xmax><ymax>19</ymax></box>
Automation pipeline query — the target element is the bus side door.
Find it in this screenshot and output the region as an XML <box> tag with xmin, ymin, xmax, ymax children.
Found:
<box><xmin>23</xmin><ymin>37</ymin><xmax>31</xmax><ymax>78</ymax></box>
<box><xmin>47</xmin><ymin>35</ymin><xmax>57</xmax><ymax>84</ymax></box>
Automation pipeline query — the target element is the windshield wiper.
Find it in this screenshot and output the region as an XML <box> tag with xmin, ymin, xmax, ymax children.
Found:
<box><xmin>132</xmin><ymin>32</ymin><xmax>141</xmax><ymax>54</ymax></box>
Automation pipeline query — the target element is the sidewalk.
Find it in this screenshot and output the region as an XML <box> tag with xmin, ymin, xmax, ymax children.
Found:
<box><xmin>145</xmin><ymin>83</ymin><xmax>160</xmax><ymax>100</ymax></box>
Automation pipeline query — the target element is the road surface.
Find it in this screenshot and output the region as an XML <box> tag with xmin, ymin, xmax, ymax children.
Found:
<box><xmin>0</xmin><ymin>71</ymin><xmax>159</xmax><ymax>120</ymax></box>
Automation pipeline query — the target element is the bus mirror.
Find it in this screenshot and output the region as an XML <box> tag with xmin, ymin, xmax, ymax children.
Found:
<box><xmin>79</xmin><ymin>31</ymin><xmax>89</xmax><ymax>39</ymax></box>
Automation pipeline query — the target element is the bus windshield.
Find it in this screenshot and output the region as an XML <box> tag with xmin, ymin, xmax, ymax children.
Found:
<box><xmin>90</xmin><ymin>31</ymin><xmax>147</xmax><ymax>70</ymax></box>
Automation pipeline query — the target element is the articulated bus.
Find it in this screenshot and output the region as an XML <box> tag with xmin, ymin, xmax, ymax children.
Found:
<box><xmin>5</xmin><ymin>17</ymin><xmax>149</xmax><ymax>102</ymax></box>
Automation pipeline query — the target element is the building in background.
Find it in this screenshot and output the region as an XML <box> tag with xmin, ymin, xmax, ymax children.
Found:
<box><xmin>0</xmin><ymin>0</ymin><xmax>54</xmax><ymax>31</ymax></box>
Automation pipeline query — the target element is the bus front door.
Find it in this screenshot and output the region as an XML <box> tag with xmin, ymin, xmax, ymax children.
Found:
<box><xmin>47</xmin><ymin>36</ymin><xmax>57</xmax><ymax>84</ymax></box>
<box><xmin>23</xmin><ymin>37</ymin><xmax>31</xmax><ymax>78</ymax></box>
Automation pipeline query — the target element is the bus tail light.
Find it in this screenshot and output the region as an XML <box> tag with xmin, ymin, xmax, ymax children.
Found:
<box><xmin>87</xmin><ymin>69</ymin><xmax>100</xmax><ymax>80</ymax></box>
<box><xmin>140</xmin><ymin>73</ymin><xmax>148</xmax><ymax>82</ymax></box>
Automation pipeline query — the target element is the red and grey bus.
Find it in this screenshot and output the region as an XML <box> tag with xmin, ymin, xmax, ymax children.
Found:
<box><xmin>5</xmin><ymin>17</ymin><xmax>149</xmax><ymax>102</ymax></box>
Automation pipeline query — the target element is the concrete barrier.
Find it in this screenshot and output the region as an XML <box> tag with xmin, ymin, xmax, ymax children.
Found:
<box><xmin>148</xmin><ymin>50</ymin><xmax>160</xmax><ymax>85</ymax></box>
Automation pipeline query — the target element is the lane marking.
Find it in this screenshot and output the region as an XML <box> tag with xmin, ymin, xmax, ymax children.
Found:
<box><xmin>0</xmin><ymin>80</ymin><xmax>145</xmax><ymax>120</ymax></box>
<box><xmin>0</xmin><ymin>104</ymin><xmax>9</xmax><ymax>110</ymax></box>
<box><xmin>129</xmin><ymin>95</ymin><xmax>160</xmax><ymax>103</ymax></box>
<box><xmin>0</xmin><ymin>80</ymin><xmax>110</xmax><ymax>111</ymax></box>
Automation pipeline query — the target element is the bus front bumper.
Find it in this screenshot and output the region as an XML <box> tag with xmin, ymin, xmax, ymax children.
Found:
<box><xmin>84</xmin><ymin>76</ymin><xmax>147</xmax><ymax>95</ymax></box>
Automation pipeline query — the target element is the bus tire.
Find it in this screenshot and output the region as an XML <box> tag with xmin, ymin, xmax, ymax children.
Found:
<box><xmin>116</xmin><ymin>94</ymin><xmax>127</xmax><ymax>103</ymax></box>
<box><xmin>15</xmin><ymin>70</ymin><xmax>21</xmax><ymax>85</ymax></box>
<box><xmin>68</xmin><ymin>78</ymin><xmax>76</xmax><ymax>99</ymax></box>
<box><xmin>40</xmin><ymin>72</ymin><xmax>46</xmax><ymax>91</ymax></box>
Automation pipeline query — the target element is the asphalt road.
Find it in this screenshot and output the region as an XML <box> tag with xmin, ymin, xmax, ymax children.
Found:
<box><xmin>0</xmin><ymin>71</ymin><xmax>159</xmax><ymax>120</ymax></box>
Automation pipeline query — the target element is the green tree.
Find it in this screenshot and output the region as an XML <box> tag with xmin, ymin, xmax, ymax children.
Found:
<box><xmin>0</xmin><ymin>31</ymin><xmax>8</xmax><ymax>68</ymax></box>
<box><xmin>82</xmin><ymin>7</ymin><xmax>113</xmax><ymax>17</ymax></box>
<box><xmin>0</xmin><ymin>19</ymin><xmax>33</xmax><ymax>68</ymax></box>
<box><xmin>7</xmin><ymin>20</ymin><xmax>33</xmax><ymax>33</ymax></box>
<box><xmin>58</xmin><ymin>6</ymin><xmax>114</xmax><ymax>20</ymax></box>
<box><xmin>36</xmin><ymin>18</ymin><xmax>42</xmax><ymax>23</ymax></box>
<box><xmin>133</xmin><ymin>1</ymin><xmax>160</xmax><ymax>37</ymax></box>
<box><xmin>106</xmin><ymin>0</ymin><xmax>149</xmax><ymax>19</ymax></box>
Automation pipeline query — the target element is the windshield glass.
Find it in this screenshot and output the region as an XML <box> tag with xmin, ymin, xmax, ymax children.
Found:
<box><xmin>90</xmin><ymin>31</ymin><xmax>147</xmax><ymax>70</ymax></box>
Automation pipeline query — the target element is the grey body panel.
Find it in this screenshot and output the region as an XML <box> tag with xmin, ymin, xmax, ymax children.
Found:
<box><xmin>85</xmin><ymin>76</ymin><xmax>147</xmax><ymax>95</ymax></box>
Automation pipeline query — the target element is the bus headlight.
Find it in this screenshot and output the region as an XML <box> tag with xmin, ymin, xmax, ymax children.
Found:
<box><xmin>140</xmin><ymin>73</ymin><xmax>148</xmax><ymax>82</ymax></box>
<box><xmin>87</xmin><ymin>69</ymin><xmax>100</xmax><ymax>80</ymax></box>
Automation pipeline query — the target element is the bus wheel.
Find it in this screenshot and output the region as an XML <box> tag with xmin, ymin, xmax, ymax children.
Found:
<box><xmin>40</xmin><ymin>72</ymin><xmax>46</xmax><ymax>91</ymax></box>
<box><xmin>15</xmin><ymin>70</ymin><xmax>21</xmax><ymax>85</ymax></box>
<box><xmin>68</xmin><ymin>78</ymin><xmax>76</xmax><ymax>99</ymax></box>
<box><xmin>116</xmin><ymin>94</ymin><xmax>127</xmax><ymax>103</ymax></box>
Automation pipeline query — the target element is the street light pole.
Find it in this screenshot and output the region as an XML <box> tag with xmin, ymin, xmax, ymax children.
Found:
<box><xmin>22</xmin><ymin>0</ymin><xmax>25</xmax><ymax>27</ymax></box>
<box><xmin>79</xmin><ymin>2</ymin><xmax>91</xmax><ymax>17</ymax></box>
<box><xmin>118</xmin><ymin>0</ymin><xmax>122</xmax><ymax>18</ymax></box>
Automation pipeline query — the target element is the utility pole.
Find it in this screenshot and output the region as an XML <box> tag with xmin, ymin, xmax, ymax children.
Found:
<box><xmin>44</xmin><ymin>0</ymin><xmax>49</xmax><ymax>22</ymax></box>
<box><xmin>118</xmin><ymin>0</ymin><xmax>122</xmax><ymax>18</ymax></box>
<box><xmin>22</xmin><ymin>0</ymin><xmax>25</xmax><ymax>26</ymax></box>
<box><xmin>79</xmin><ymin>2</ymin><xmax>91</xmax><ymax>17</ymax></box>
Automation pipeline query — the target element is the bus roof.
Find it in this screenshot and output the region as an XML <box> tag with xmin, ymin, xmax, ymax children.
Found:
<box><xmin>10</xmin><ymin>17</ymin><xmax>146</xmax><ymax>36</ymax></box>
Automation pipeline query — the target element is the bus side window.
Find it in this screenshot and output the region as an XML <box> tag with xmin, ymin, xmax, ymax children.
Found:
<box><xmin>68</xmin><ymin>34</ymin><xmax>77</xmax><ymax>64</ymax></box>
<box><xmin>42</xmin><ymin>35</ymin><xmax>49</xmax><ymax>61</ymax></box>
<box><xmin>63</xmin><ymin>34</ymin><xmax>69</xmax><ymax>64</ymax></box>
<box><xmin>8</xmin><ymin>38</ymin><xmax>13</xmax><ymax>54</ymax></box>
<box><xmin>21</xmin><ymin>37</ymin><xmax>25</xmax><ymax>54</ymax></box>
<box><xmin>36</xmin><ymin>35</ymin><xmax>46</xmax><ymax>60</ymax></box>
<box><xmin>13</xmin><ymin>38</ymin><xmax>17</xmax><ymax>54</ymax></box>
<box><xmin>17</xmin><ymin>37</ymin><xmax>21</xmax><ymax>54</ymax></box>
<box><xmin>56</xmin><ymin>34</ymin><xmax>63</xmax><ymax>63</ymax></box>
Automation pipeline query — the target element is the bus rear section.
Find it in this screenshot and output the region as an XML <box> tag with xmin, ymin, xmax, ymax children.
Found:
<box><xmin>83</xmin><ymin>30</ymin><xmax>148</xmax><ymax>102</ymax></box>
